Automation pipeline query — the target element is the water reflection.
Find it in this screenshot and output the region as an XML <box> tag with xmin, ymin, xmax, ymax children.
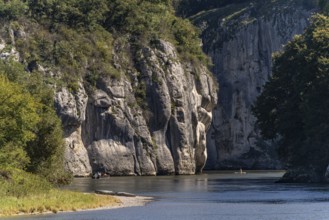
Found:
<box><xmin>64</xmin><ymin>173</ymin><xmax>214</xmax><ymax>195</ymax></box>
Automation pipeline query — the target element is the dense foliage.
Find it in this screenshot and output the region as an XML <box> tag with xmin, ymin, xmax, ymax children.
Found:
<box><xmin>0</xmin><ymin>0</ymin><xmax>208</xmax><ymax>91</ymax></box>
<box><xmin>253</xmin><ymin>14</ymin><xmax>329</xmax><ymax>173</ymax></box>
<box><xmin>0</xmin><ymin>61</ymin><xmax>69</xmax><ymax>185</ymax></box>
<box><xmin>105</xmin><ymin>0</ymin><xmax>206</xmax><ymax>61</ymax></box>
<box><xmin>0</xmin><ymin>75</ymin><xmax>39</xmax><ymax>169</ymax></box>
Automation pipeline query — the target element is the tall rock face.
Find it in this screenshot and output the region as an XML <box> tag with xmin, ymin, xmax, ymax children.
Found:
<box><xmin>55</xmin><ymin>40</ymin><xmax>217</xmax><ymax>176</ymax></box>
<box><xmin>55</xmin><ymin>84</ymin><xmax>91</xmax><ymax>176</ymax></box>
<box><xmin>0</xmin><ymin>5</ymin><xmax>217</xmax><ymax>177</ymax></box>
<box><xmin>192</xmin><ymin>2</ymin><xmax>315</xmax><ymax>169</ymax></box>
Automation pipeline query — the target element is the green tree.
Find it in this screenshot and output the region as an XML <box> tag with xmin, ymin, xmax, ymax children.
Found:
<box><xmin>253</xmin><ymin>14</ymin><xmax>329</xmax><ymax>180</ymax></box>
<box><xmin>0</xmin><ymin>61</ymin><xmax>68</xmax><ymax>184</ymax></box>
<box><xmin>24</xmin><ymin>73</ymin><xmax>68</xmax><ymax>184</ymax></box>
<box><xmin>0</xmin><ymin>75</ymin><xmax>40</xmax><ymax>169</ymax></box>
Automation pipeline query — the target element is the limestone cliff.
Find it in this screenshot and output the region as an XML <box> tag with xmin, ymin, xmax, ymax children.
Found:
<box><xmin>0</xmin><ymin>1</ymin><xmax>217</xmax><ymax>177</ymax></box>
<box><xmin>55</xmin><ymin>40</ymin><xmax>217</xmax><ymax>176</ymax></box>
<box><xmin>191</xmin><ymin>1</ymin><xmax>315</xmax><ymax>169</ymax></box>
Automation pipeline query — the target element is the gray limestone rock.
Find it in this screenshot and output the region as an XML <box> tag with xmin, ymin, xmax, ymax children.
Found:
<box><xmin>193</xmin><ymin>3</ymin><xmax>314</xmax><ymax>169</ymax></box>
<box><xmin>55</xmin><ymin>83</ymin><xmax>88</xmax><ymax>128</ymax></box>
<box><xmin>59</xmin><ymin>39</ymin><xmax>217</xmax><ymax>176</ymax></box>
<box><xmin>64</xmin><ymin>127</ymin><xmax>91</xmax><ymax>177</ymax></box>
<box><xmin>55</xmin><ymin>82</ymin><xmax>92</xmax><ymax>176</ymax></box>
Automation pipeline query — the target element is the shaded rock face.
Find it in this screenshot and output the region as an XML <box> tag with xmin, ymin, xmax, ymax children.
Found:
<box><xmin>193</xmin><ymin>3</ymin><xmax>314</xmax><ymax>169</ymax></box>
<box><xmin>57</xmin><ymin>40</ymin><xmax>217</xmax><ymax>176</ymax></box>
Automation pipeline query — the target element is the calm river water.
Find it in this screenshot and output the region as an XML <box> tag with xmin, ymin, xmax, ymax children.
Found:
<box><xmin>5</xmin><ymin>171</ymin><xmax>329</xmax><ymax>220</ymax></box>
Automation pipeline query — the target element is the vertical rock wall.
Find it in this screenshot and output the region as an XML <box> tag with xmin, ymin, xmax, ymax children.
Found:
<box><xmin>55</xmin><ymin>40</ymin><xmax>217</xmax><ymax>176</ymax></box>
<box><xmin>55</xmin><ymin>84</ymin><xmax>92</xmax><ymax>176</ymax></box>
<box><xmin>193</xmin><ymin>3</ymin><xmax>314</xmax><ymax>169</ymax></box>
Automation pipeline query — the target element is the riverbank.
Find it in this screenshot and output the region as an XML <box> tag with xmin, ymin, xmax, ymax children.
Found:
<box><xmin>0</xmin><ymin>192</ymin><xmax>153</xmax><ymax>217</ymax></box>
<box><xmin>0</xmin><ymin>190</ymin><xmax>118</xmax><ymax>217</ymax></box>
<box><xmin>0</xmin><ymin>167</ymin><xmax>154</xmax><ymax>217</ymax></box>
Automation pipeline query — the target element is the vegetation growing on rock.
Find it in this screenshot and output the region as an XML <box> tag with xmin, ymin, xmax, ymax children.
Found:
<box><xmin>0</xmin><ymin>0</ymin><xmax>209</xmax><ymax>91</ymax></box>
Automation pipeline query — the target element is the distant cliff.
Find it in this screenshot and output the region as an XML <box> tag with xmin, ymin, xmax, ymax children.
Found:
<box><xmin>191</xmin><ymin>1</ymin><xmax>316</xmax><ymax>169</ymax></box>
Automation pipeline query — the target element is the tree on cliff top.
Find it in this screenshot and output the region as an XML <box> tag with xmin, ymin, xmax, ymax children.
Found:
<box><xmin>253</xmin><ymin>14</ymin><xmax>329</xmax><ymax>178</ymax></box>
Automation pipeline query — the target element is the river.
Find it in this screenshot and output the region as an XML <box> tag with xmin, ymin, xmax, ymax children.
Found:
<box><xmin>4</xmin><ymin>171</ymin><xmax>329</xmax><ymax>220</ymax></box>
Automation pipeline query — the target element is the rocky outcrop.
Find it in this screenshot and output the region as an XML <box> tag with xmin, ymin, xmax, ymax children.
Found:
<box><xmin>192</xmin><ymin>2</ymin><xmax>315</xmax><ymax>169</ymax></box>
<box><xmin>56</xmin><ymin>40</ymin><xmax>217</xmax><ymax>176</ymax></box>
<box><xmin>55</xmin><ymin>84</ymin><xmax>92</xmax><ymax>176</ymax></box>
